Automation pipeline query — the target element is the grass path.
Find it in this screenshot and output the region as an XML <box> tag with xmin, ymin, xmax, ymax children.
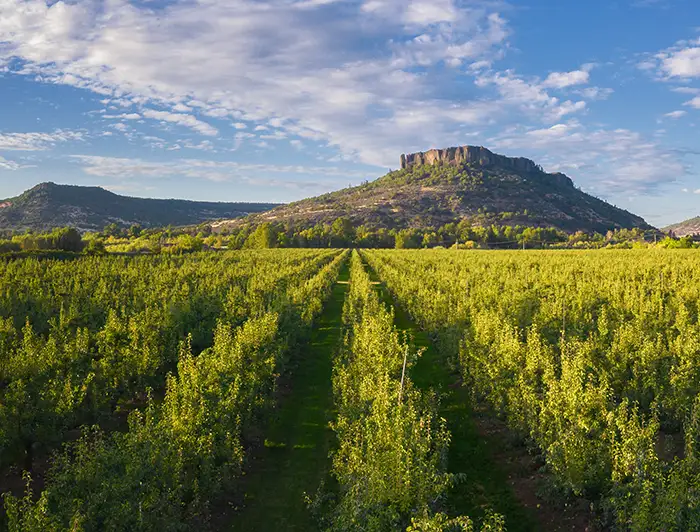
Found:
<box><xmin>363</xmin><ymin>261</ymin><xmax>537</xmax><ymax>532</ymax></box>
<box><xmin>229</xmin><ymin>266</ymin><xmax>348</xmax><ymax>532</ymax></box>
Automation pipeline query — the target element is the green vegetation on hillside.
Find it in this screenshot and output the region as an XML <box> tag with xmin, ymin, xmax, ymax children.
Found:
<box><xmin>227</xmin><ymin>160</ymin><xmax>651</xmax><ymax>235</ymax></box>
<box><xmin>0</xmin><ymin>182</ymin><xmax>277</xmax><ymax>233</ymax></box>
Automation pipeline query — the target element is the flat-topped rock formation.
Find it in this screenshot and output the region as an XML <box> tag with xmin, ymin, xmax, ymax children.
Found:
<box><xmin>400</xmin><ymin>145</ymin><xmax>542</xmax><ymax>173</ymax></box>
<box><xmin>400</xmin><ymin>145</ymin><xmax>574</xmax><ymax>189</ymax></box>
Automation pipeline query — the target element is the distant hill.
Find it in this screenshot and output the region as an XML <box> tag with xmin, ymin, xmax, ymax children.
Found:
<box><xmin>215</xmin><ymin>145</ymin><xmax>652</xmax><ymax>234</ymax></box>
<box><xmin>663</xmin><ymin>217</ymin><xmax>700</xmax><ymax>238</ymax></box>
<box><xmin>0</xmin><ymin>182</ymin><xmax>279</xmax><ymax>233</ymax></box>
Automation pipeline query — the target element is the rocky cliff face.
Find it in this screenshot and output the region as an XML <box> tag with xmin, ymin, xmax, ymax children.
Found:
<box><xmin>400</xmin><ymin>145</ymin><xmax>574</xmax><ymax>188</ymax></box>
<box><xmin>400</xmin><ymin>145</ymin><xmax>539</xmax><ymax>171</ymax></box>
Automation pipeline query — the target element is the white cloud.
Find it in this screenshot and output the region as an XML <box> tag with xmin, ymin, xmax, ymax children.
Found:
<box><xmin>0</xmin><ymin>0</ymin><xmax>513</xmax><ymax>166</ymax></box>
<box><xmin>361</xmin><ymin>0</ymin><xmax>458</xmax><ymax>26</ymax></box>
<box><xmin>489</xmin><ymin>121</ymin><xmax>686</xmax><ymax>194</ymax></box>
<box><xmin>542</xmin><ymin>69</ymin><xmax>590</xmax><ymax>89</ymax></box>
<box><xmin>233</xmin><ymin>123</ymin><xmax>247</xmax><ymax>130</ymax></box>
<box><xmin>685</xmin><ymin>96</ymin><xmax>700</xmax><ymax>109</ymax></box>
<box><xmin>645</xmin><ymin>38</ymin><xmax>700</xmax><ymax>79</ymax></box>
<box><xmin>661</xmin><ymin>45</ymin><xmax>700</xmax><ymax>78</ymax></box>
<box><xmin>664</xmin><ymin>110</ymin><xmax>687</xmax><ymax>119</ymax></box>
<box><xmin>0</xmin><ymin>0</ymin><xmax>672</xmax><ymax>197</ymax></box>
<box><xmin>0</xmin><ymin>130</ymin><xmax>83</xmax><ymax>151</ymax></box>
<box><xmin>475</xmin><ymin>70</ymin><xmax>587</xmax><ymax>121</ymax></box>
<box><xmin>0</xmin><ymin>155</ymin><xmax>23</xmax><ymax>170</ymax></box>
<box><xmin>576</xmin><ymin>86</ymin><xmax>613</xmax><ymax>100</ymax></box>
<box><xmin>70</xmin><ymin>155</ymin><xmax>370</xmax><ymax>188</ymax></box>
<box><xmin>671</xmin><ymin>86</ymin><xmax>700</xmax><ymax>94</ymax></box>
<box><xmin>103</xmin><ymin>113</ymin><xmax>141</xmax><ymax>120</ymax></box>
<box><xmin>182</xmin><ymin>139</ymin><xmax>215</xmax><ymax>151</ymax></box>
<box><xmin>141</xmin><ymin>109</ymin><xmax>218</xmax><ymax>136</ymax></box>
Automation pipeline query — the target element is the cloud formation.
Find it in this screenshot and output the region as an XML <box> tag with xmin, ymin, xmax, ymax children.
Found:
<box><xmin>489</xmin><ymin>121</ymin><xmax>686</xmax><ymax>194</ymax></box>
<box><xmin>141</xmin><ymin>110</ymin><xmax>219</xmax><ymax>137</ymax></box>
<box><xmin>0</xmin><ymin>130</ymin><xmax>83</xmax><ymax>151</ymax></box>
<box><xmin>0</xmin><ymin>156</ymin><xmax>23</xmax><ymax>170</ymax></box>
<box><xmin>0</xmin><ymin>0</ymin><xmax>686</xmax><ymax>199</ymax></box>
<box><xmin>70</xmin><ymin>155</ymin><xmax>371</xmax><ymax>186</ymax></box>
<box><xmin>659</xmin><ymin>41</ymin><xmax>700</xmax><ymax>78</ymax></box>
<box><xmin>542</xmin><ymin>69</ymin><xmax>591</xmax><ymax>89</ymax></box>
<box><xmin>0</xmin><ymin>0</ymin><xmax>600</xmax><ymax>168</ymax></box>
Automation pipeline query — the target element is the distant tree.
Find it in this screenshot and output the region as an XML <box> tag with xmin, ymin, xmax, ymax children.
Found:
<box><xmin>51</xmin><ymin>227</ymin><xmax>83</xmax><ymax>252</ymax></box>
<box><xmin>128</xmin><ymin>224</ymin><xmax>143</xmax><ymax>238</ymax></box>
<box><xmin>330</xmin><ymin>217</ymin><xmax>355</xmax><ymax>247</ymax></box>
<box><xmin>395</xmin><ymin>229</ymin><xmax>420</xmax><ymax>249</ymax></box>
<box><xmin>244</xmin><ymin>223</ymin><xmax>277</xmax><ymax>249</ymax></box>
<box><xmin>169</xmin><ymin>234</ymin><xmax>203</xmax><ymax>254</ymax></box>
<box><xmin>83</xmin><ymin>238</ymin><xmax>106</xmax><ymax>255</ymax></box>
<box><xmin>422</xmin><ymin>232</ymin><xmax>438</xmax><ymax>248</ymax></box>
<box><xmin>104</xmin><ymin>223</ymin><xmax>122</xmax><ymax>238</ymax></box>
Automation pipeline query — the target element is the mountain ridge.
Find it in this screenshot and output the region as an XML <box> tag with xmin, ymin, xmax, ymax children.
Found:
<box><xmin>663</xmin><ymin>216</ymin><xmax>700</xmax><ymax>237</ymax></box>
<box><xmin>216</xmin><ymin>145</ymin><xmax>652</xmax><ymax>234</ymax></box>
<box><xmin>0</xmin><ymin>182</ymin><xmax>279</xmax><ymax>232</ymax></box>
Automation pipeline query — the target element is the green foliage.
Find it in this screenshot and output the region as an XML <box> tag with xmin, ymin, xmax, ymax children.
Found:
<box><xmin>244</xmin><ymin>222</ymin><xmax>278</xmax><ymax>249</ymax></box>
<box><xmin>0</xmin><ymin>249</ymin><xmax>347</xmax><ymax>529</ymax></box>
<box><xmin>323</xmin><ymin>252</ymin><xmax>481</xmax><ymax>531</ymax></box>
<box><xmin>374</xmin><ymin>162</ymin><xmax>484</xmax><ymax>189</ymax></box>
<box><xmin>364</xmin><ymin>249</ymin><xmax>700</xmax><ymax>530</ymax></box>
<box><xmin>0</xmin><ymin>182</ymin><xmax>277</xmax><ymax>233</ymax></box>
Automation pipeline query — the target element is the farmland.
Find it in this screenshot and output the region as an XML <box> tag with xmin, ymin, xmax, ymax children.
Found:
<box><xmin>1</xmin><ymin>249</ymin><xmax>699</xmax><ymax>531</ymax></box>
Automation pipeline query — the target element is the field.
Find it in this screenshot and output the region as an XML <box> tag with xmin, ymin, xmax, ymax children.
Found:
<box><xmin>1</xmin><ymin>249</ymin><xmax>699</xmax><ymax>531</ymax></box>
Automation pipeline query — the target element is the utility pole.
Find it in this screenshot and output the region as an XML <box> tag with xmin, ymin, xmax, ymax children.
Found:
<box><xmin>398</xmin><ymin>346</ymin><xmax>408</xmax><ymax>405</ymax></box>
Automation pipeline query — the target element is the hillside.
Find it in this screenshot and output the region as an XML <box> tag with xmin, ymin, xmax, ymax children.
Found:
<box><xmin>663</xmin><ymin>217</ymin><xmax>700</xmax><ymax>238</ymax></box>
<box><xmin>215</xmin><ymin>145</ymin><xmax>651</xmax><ymax>234</ymax></box>
<box><xmin>0</xmin><ymin>182</ymin><xmax>278</xmax><ymax>233</ymax></box>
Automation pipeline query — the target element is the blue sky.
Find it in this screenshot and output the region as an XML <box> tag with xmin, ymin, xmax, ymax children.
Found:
<box><xmin>0</xmin><ymin>0</ymin><xmax>699</xmax><ymax>226</ymax></box>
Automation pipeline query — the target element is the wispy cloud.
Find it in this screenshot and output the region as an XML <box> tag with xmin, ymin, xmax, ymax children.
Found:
<box><xmin>0</xmin><ymin>0</ymin><xmax>684</xmax><ymax>198</ymax></box>
<box><xmin>70</xmin><ymin>155</ymin><xmax>371</xmax><ymax>184</ymax></box>
<box><xmin>685</xmin><ymin>96</ymin><xmax>700</xmax><ymax>109</ymax></box>
<box><xmin>0</xmin><ymin>156</ymin><xmax>25</xmax><ymax>170</ymax></box>
<box><xmin>0</xmin><ymin>130</ymin><xmax>84</xmax><ymax>151</ymax></box>
<box><xmin>0</xmin><ymin>0</ymin><xmax>579</xmax><ymax>168</ymax></box>
<box><xmin>542</xmin><ymin>69</ymin><xmax>591</xmax><ymax>89</ymax></box>
<box><xmin>488</xmin><ymin>121</ymin><xmax>686</xmax><ymax>194</ymax></box>
<box><xmin>643</xmin><ymin>37</ymin><xmax>700</xmax><ymax>79</ymax></box>
<box><xmin>663</xmin><ymin>110</ymin><xmax>687</xmax><ymax>119</ymax></box>
<box><xmin>141</xmin><ymin>110</ymin><xmax>218</xmax><ymax>137</ymax></box>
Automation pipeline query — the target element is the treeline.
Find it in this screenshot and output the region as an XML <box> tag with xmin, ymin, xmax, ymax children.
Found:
<box><xmin>1</xmin><ymin>220</ymin><xmax>690</xmax><ymax>254</ymax></box>
<box><xmin>218</xmin><ymin>220</ymin><xmax>670</xmax><ymax>250</ymax></box>
<box><xmin>0</xmin><ymin>228</ymin><xmax>91</xmax><ymax>254</ymax></box>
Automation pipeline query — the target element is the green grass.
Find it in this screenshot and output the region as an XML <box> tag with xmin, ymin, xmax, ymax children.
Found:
<box><xmin>229</xmin><ymin>266</ymin><xmax>348</xmax><ymax>531</ymax></box>
<box><xmin>366</xmin><ymin>264</ymin><xmax>537</xmax><ymax>532</ymax></box>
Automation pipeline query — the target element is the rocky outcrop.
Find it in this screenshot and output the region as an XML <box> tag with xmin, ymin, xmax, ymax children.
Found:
<box><xmin>401</xmin><ymin>146</ymin><xmax>542</xmax><ymax>172</ymax></box>
<box><xmin>400</xmin><ymin>145</ymin><xmax>542</xmax><ymax>172</ymax></box>
<box><xmin>400</xmin><ymin>145</ymin><xmax>574</xmax><ymax>188</ymax></box>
